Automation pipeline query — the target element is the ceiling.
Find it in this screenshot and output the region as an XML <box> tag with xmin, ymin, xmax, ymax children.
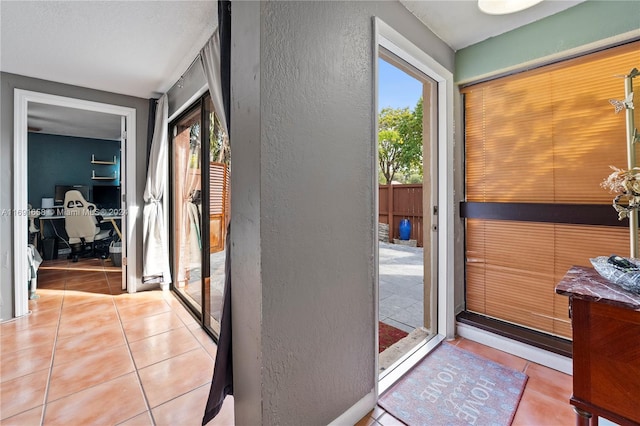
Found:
<box><xmin>28</xmin><ymin>103</ymin><xmax>123</xmax><ymax>141</ymax></box>
<box><xmin>1</xmin><ymin>0</ymin><xmax>216</xmax><ymax>140</ymax></box>
<box><xmin>400</xmin><ymin>0</ymin><xmax>586</xmax><ymax>51</ymax></box>
<box><xmin>1</xmin><ymin>0</ymin><xmax>584</xmax><ymax>140</ymax></box>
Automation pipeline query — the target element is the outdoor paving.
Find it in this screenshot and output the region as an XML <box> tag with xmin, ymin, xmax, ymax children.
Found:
<box><xmin>189</xmin><ymin>242</ymin><xmax>423</xmax><ymax>332</ymax></box>
<box><xmin>379</xmin><ymin>241</ymin><xmax>424</xmax><ymax>333</ymax></box>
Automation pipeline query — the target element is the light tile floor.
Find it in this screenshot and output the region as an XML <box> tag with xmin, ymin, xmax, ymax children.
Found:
<box><xmin>0</xmin><ymin>258</ymin><xmax>233</xmax><ymax>425</ymax></box>
<box><xmin>3</xmin><ymin>257</ymin><xmax>576</xmax><ymax>426</ymax></box>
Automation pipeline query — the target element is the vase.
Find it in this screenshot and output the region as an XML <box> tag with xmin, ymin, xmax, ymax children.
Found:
<box><xmin>399</xmin><ymin>219</ymin><xmax>411</xmax><ymax>240</ymax></box>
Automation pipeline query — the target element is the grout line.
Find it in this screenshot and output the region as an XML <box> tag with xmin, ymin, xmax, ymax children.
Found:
<box><xmin>111</xmin><ymin>291</ymin><xmax>156</xmax><ymax>425</ymax></box>
<box><xmin>39</xmin><ymin>261</ymin><xmax>68</xmax><ymax>426</ymax></box>
<box><xmin>12</xmin><ymin>262</ymin><xmax>218</xmax><ymax>426</ymax></box>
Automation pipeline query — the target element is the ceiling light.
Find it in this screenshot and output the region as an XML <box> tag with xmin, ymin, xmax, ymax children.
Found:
<box><xmin>478</xmin><ymin>0</ymin><xmax>544</xmax><ymax>15</ymax></box>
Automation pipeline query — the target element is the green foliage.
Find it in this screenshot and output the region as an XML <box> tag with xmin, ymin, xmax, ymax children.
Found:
<box><xmin>404</xmin><ymin>173</ymin><xmax>423</xmax><ymax>184</ymax></box>
<box><xmin>209</xmin><ymin>112</ymin><xmax>230</xmax><ymax>164</ymax></box>
<box><xmin>378</xmin><ymin>97</ymin><xmax>423</xmax><ymax>184</ymax></box>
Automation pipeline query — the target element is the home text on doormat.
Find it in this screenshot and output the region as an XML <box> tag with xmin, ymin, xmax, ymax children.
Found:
<box><xmin>379</xmin><ymin>343</ymin><xmax>528</xmax><ymax>425</ymax></box>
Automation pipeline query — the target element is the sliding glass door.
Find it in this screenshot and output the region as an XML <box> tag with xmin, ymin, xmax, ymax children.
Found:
<box><xmin>170</xmin><ymin>93</ymin><xmax>229</xmax><ymax>338</ymax></box>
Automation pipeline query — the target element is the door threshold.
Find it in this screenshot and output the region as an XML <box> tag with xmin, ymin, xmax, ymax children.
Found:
<box><xmin>378</xmin><ymin>334</ymin><xmax>444</xmax><ymax>394</ymax></box>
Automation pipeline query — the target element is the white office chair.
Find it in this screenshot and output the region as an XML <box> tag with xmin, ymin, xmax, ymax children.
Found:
<box><xmin>27</xmin><ymin>203</ymin><xmax>40</xmax><ymax>246</ymax></box>
<box><xmin>64</xmin><ymin>190</ymin><xmax>111</xmax><ymax>262</ymax></box>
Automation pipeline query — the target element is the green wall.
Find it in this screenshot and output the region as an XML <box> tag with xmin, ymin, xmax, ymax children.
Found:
<box><xmin>456</xmin><ymin>0</ymin><xmax>640</xmax><ymax>84</ymax></box>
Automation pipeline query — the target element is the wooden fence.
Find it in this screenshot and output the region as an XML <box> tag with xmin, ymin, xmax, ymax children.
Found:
<box><xmin>209</xmin><ymin>162</ymin><xmax>230</xmax><ymax>253</ymax></box>
<box><xmin>379</xmin><ymin>184</ymin><xmax>424</xmax><ymax>247</ymax></box>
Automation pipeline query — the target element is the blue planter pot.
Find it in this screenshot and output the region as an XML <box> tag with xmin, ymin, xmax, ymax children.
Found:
<box><xmin>399</xmin><ymin>219</ymin><xmax>411</xmax><ymax>240</ymax></box>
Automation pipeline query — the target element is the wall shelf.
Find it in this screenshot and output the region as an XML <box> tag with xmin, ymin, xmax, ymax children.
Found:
<box><xmin>92</xmin><ymin>170</ymin><xmax>117</xmax><ymax>180</ymax></box>
<box><xmin>91</xmin><ymin>154</ymin><xmax>117</xmax><ymax>165</ymax></box>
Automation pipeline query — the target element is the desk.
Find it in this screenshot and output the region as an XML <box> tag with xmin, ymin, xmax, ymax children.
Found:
<box><xmin>39</xmin><ymin>214</ymin><xmax>122</xmax><ymax>241</ymax></box>
<box><xmin>103</xmin><ymin>216</ymin><xmax>122</xmax><ymax>240</ymax></box>
<box><xmin>556</xmin><ymin>266</ymin><xmax>640</xmax><ymax>426</ymax></box>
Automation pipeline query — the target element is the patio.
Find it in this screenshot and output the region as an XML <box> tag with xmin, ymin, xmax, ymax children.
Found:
<box><xmin>183</xmin><ymin>242</ymin><xmax>425</xmax><ymax>343</ymax></box>
<box><xmin>379</xmin><ymin>241</ymin><xmax>424</xmax><ymax>333</ymax></box>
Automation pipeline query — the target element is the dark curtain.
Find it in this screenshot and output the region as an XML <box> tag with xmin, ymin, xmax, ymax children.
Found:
<box><xmin>202</xmin><ymin>1</ymin><xmax>232</xmax><ymax>424</ymax></box>
<box><xmin>146</xmin><ymin>98</ymin><xmax>158</xmax><ymax>171</ymax></box>
<box><xmin>219</xmin><ymin>0</ymin><xmax>231</xmax><ymax>128</ymax></box>
<box><xmin>202</xmin><ymin>224</ymin><xmax>232</xmax><ymax>424</ymax></box>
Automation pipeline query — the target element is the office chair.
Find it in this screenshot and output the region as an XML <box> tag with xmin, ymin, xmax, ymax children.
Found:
<box><xmin>63</xmin><ymin>190</ymin><xmax>111</xmax><ymax>262</ymax></box>
<box><xmin>27</xmin><ymin>203</ymin><xmax>40</xmax><ymax>245</ymax></box>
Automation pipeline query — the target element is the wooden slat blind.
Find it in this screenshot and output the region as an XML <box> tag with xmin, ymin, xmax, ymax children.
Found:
<box><xmin>466</xmin><ymin>219</ymin><xmax>630</xmax><ymax>338</ymax></box>
<box><xmin>463</xmin><ymin>41</ymin><xmax>640</xmax><ymax>339</ymax></box>
<box><xmin>463</xmin><ymin>41</ymin><xmax>640</xmax><ymax>203</ymax></box>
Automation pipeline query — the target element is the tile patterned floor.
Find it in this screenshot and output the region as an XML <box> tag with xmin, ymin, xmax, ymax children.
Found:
<box><xmin>0</xmin><ymin>258</ymin><xmax>234</xmax><ymax>425</ymax></box>
<box><xmin>358</xmin><ymin>337</ymin><xmax>575</xmax><ymax>426</ymax></box>
<box><xmin>3</xmin><ymin>258</ymin><xmax>575</xmax><ymax>425</ymax></box>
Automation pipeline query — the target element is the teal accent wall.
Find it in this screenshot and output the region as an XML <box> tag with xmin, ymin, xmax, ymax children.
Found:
<box><xmin>28</xmin><ymin>133</ymin><xmax>120</xmax><ymax>207</ymax></box>
<box><xmin>456</xmin><ymin>0</ymin><xmax>640</xmax><ymax>83</ymax></box>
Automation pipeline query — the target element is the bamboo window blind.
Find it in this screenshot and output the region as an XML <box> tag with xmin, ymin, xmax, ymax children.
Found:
<box><xmin>462</xmin><ymin>41</ymin><xmax>640</xmax><ymax>339</ymax></box>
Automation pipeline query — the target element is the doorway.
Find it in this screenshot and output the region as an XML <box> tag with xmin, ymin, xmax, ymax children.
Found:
<box><xmin>377</xmin><ymin>48</ymin><xmax>439</xmax><ymax>376</ymax></box>
<box><xmin>13</xmin><ymin>89</ymin><xmax>137</xmax><ymax>317</ymax></box>
<box><xmin>374</xmin><ymin>18</ymin><xmax>456</xmax><ymax>394</ymax></box>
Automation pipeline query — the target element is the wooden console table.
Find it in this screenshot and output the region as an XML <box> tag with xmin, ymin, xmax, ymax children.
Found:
<box><xmin>556</xmin><ymin>266</ymin><xmax>640</xmax><ymax>426</ymax></box>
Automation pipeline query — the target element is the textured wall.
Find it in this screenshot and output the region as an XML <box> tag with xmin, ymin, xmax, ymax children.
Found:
<box><xmin>456</xmin><ymin>0</ymin><xmax>640</xmax><ymax>83</ymax></box>
<box><xmin>0</xmin><ymin>72</ymin><xmax>148</xmax><ymax>320</ymax></box>
<box><xmin>231</xmin><ymin>1</ymin><xmax>454</xmax><ymax>424</ymax></box>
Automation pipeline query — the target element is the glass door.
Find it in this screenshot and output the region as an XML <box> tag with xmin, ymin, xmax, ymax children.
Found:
<box><xmin>205</xmin><ymin>95</ymin><xmax>230</xmax><ymax>337</ymax></box>
<box><xmin>170</xmin><ymin>93</ymin><xmax>228</xmax><ymax>338</ymax></box>
<box><xmin>377</xmin><ymin>48</ymin><xmax>439</xmax><ymax>384</ymax></box>
<box><xmin>171</xmin><ymin>104</ymin><xmax>204</xmax><ymax>317</ymax></box>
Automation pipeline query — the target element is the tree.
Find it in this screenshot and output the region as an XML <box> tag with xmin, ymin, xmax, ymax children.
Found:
<box><xmin>378</xmin><ymin>97</ymin><xmax>423</xmax><ymax>184</ymax></box>
<box><xmin>209</xmin><ymin>113</ymin><xmax>230</xmax><ymax>164</ymax></box>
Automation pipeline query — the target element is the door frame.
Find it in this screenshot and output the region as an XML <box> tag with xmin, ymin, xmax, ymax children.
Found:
<box><xmin>374</xmin><ymin>18</ymin><xmax>455</xmax><ymax>393</ymax></box>
<box><xmin>13</xmin><ymin>89</ymin><xmax>137</xmax><ymax>317</ymax></box>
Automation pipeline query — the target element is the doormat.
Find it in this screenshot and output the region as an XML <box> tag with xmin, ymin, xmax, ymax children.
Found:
<box><xmin>379</xmin><ymin>322</ymin><xmax>409</xmax><ymax>353</ymax></box>
<box><xmin>379</xmin><ymin>343</ymin><xmax>527</xmax><ymax>425</ymax></box>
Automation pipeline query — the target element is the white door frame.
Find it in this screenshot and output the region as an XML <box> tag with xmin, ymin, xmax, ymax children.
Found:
<box><xmin>14</xmin><ymin>89</ymin><xmax>137</xmax><ymax>317</ymax></box>
<box><xmin>374</xmin><ymin>18</ymin><xmax>456</xmax><ymax>392</ymax></box>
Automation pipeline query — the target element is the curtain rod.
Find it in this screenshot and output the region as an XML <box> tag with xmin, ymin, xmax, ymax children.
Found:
<box><xmin>175</xmin><ymin>30</ymin><xmax>218</xmax><ymax>90</ymax></box>
<box><xmin>176</xmin><ymin>53</ymin><xmax>202</xmax><ymax>89</ymax></box>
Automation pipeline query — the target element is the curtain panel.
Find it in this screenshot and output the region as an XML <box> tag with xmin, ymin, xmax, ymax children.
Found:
<box><xmin>200</xmin><ymin>32</ymin><xmax>229</xmax><ymax>138</ymax></box>
<box><xmin>142</xmin><ymin>94</ymin><xmax>172</xmax><ymax>286</ymax></box>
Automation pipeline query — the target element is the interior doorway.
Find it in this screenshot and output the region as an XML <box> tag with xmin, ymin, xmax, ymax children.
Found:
<box><xmin>13</xmin><ymin>89</ymin><xmax>137</xmax><ymax>317</ymax></box>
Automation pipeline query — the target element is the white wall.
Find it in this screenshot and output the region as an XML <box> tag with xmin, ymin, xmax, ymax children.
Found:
<box><xmin>0</xmin><ymin>72</ymin><xmax>149</xmax><ymax>320</ymax></box>
<box><xmin>231</xmin><ymin>2</ymin><xmax>455</xmax><ymax>424</ymax></box>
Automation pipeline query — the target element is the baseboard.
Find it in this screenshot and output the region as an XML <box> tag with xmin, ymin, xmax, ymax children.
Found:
<box><xmin>328</xmin><ymin>389</ymin><xmax>376</xmax><ymax>426</ymax></box>
<box><xmin>456</xmin><ymin>322</ymin><xmax>573</xmax><ymax>375</ymax></box>
<box><xmin>457</xmin><ymin>311</ymin><xmax>572</xmax><ymax>357</ymax></box>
